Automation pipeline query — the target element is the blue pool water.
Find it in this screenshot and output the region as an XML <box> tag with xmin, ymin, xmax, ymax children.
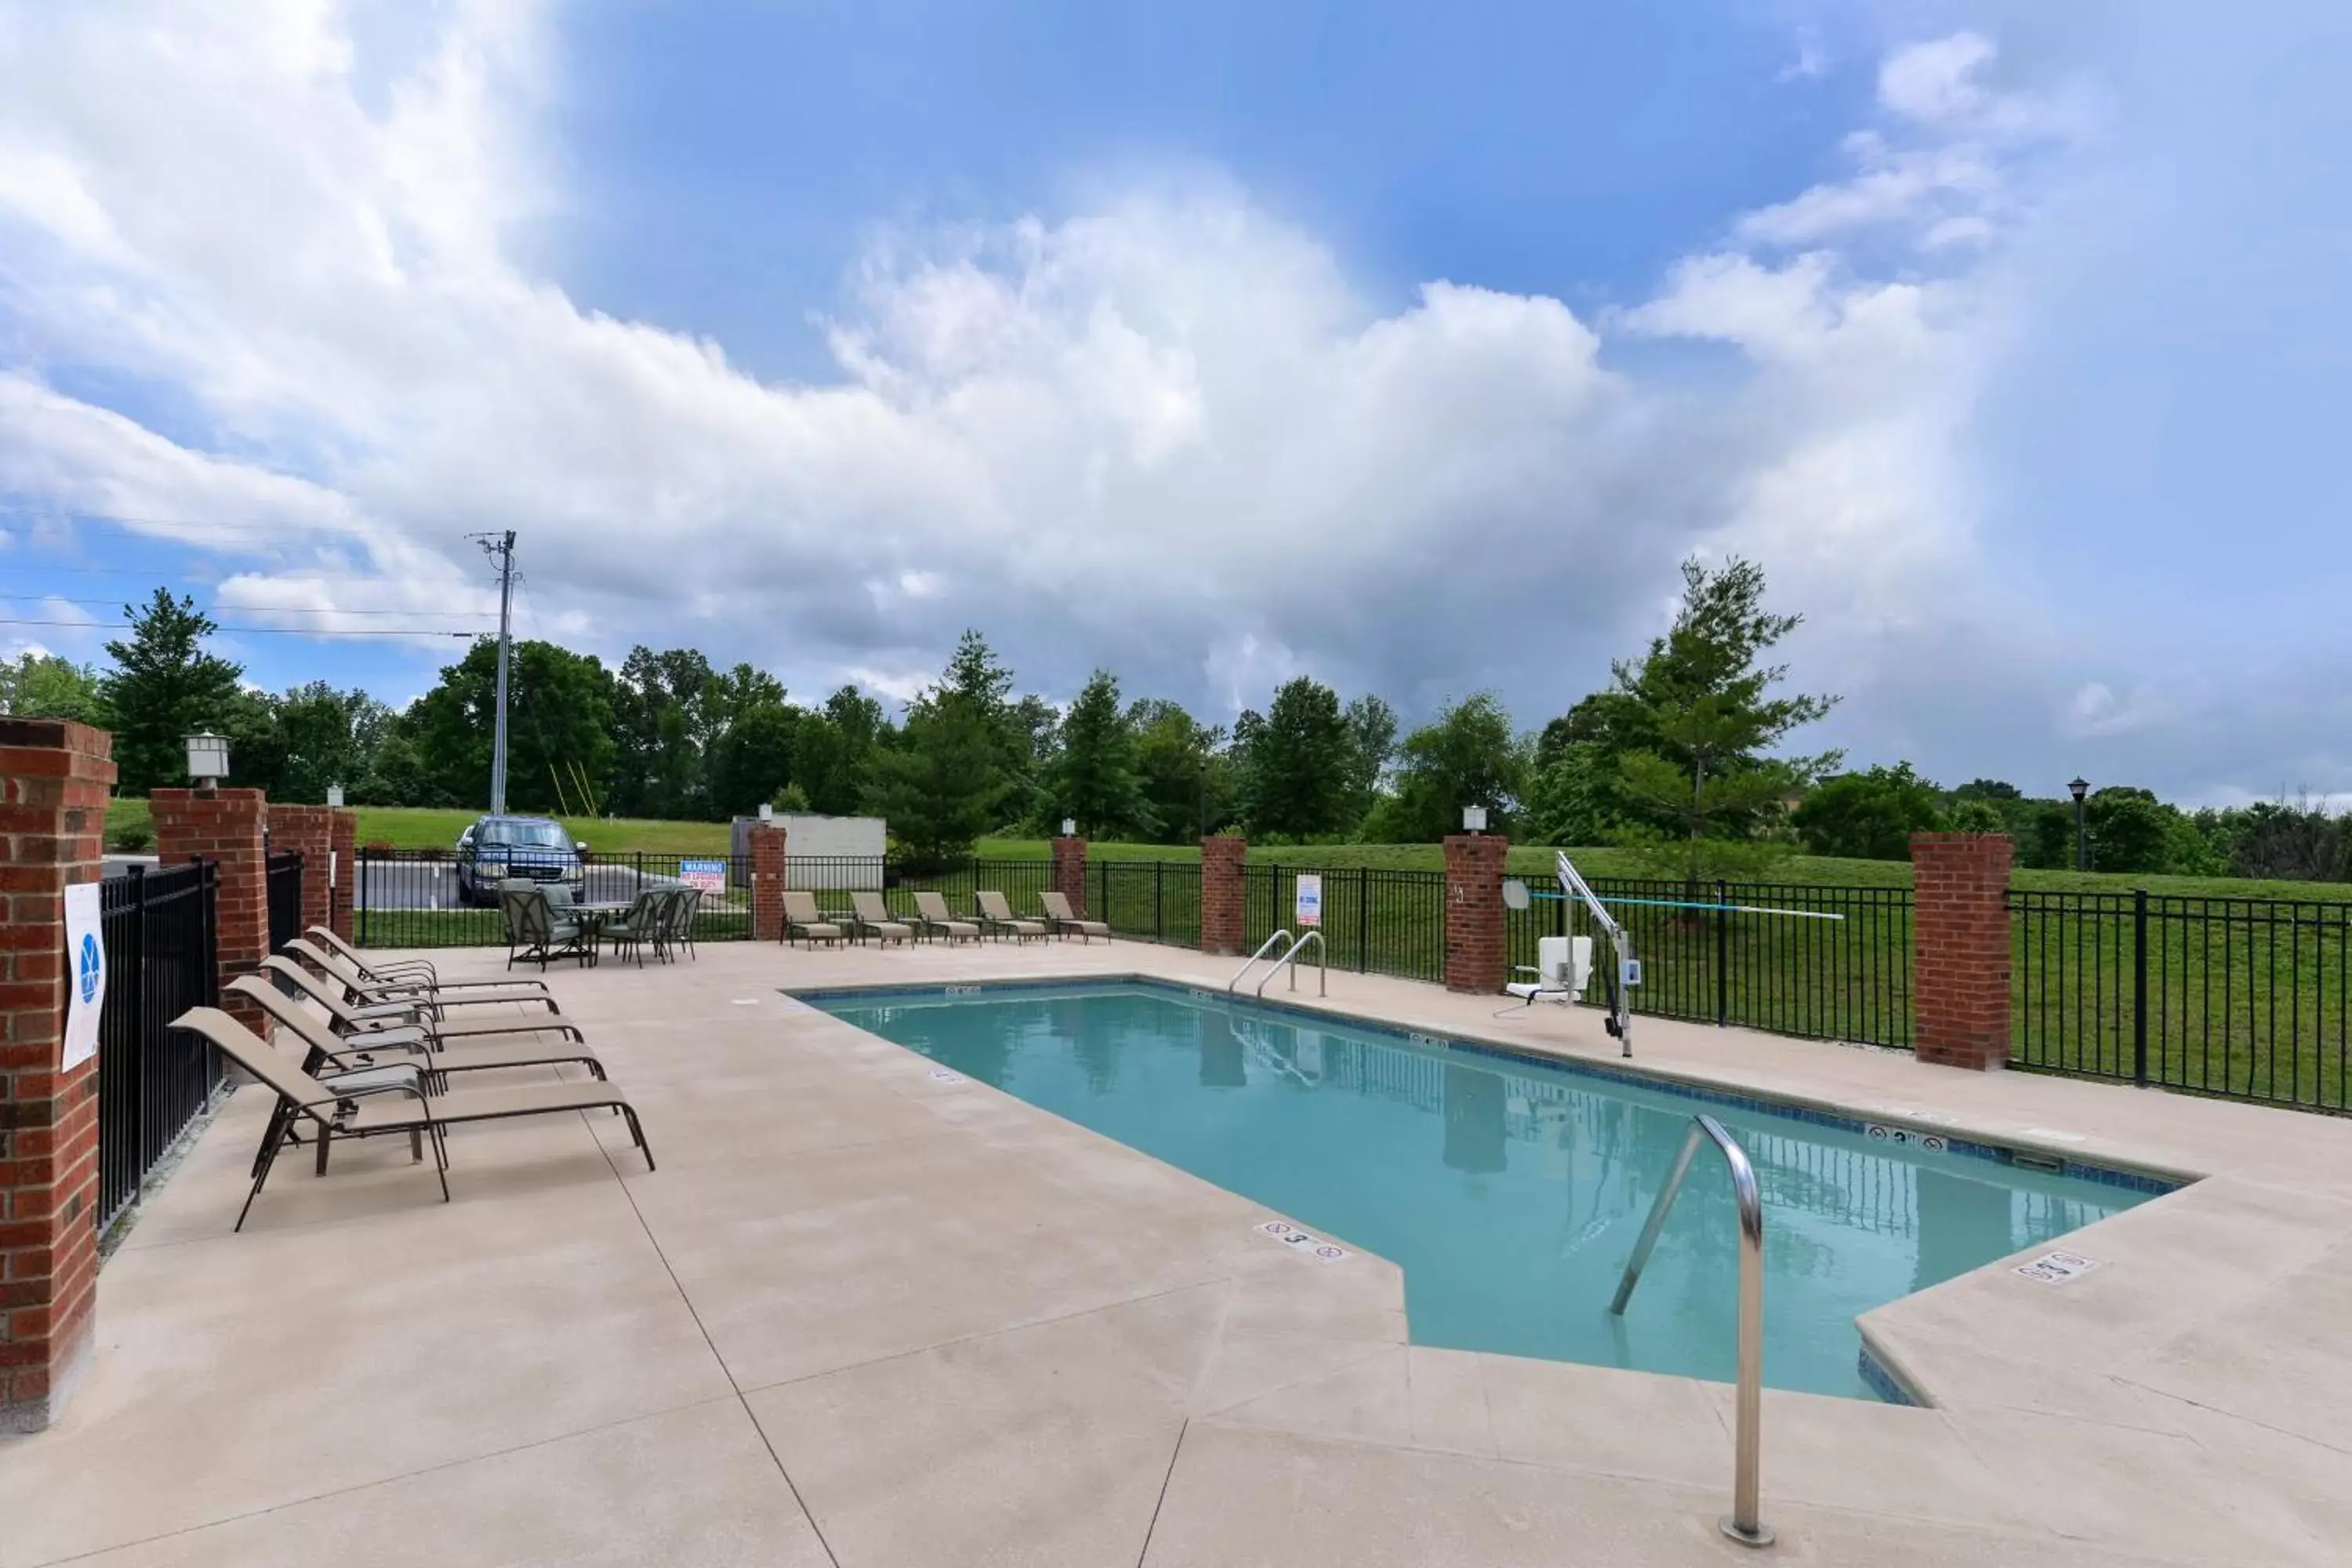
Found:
<box><xmin>811</xmin><ymin>982</ymin><xmax>2159</xmax><ymax>1399</ymax></box>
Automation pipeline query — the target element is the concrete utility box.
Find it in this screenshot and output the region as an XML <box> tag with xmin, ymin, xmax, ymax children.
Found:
<box><xmin>730</xmin><ymin>813</ymin><xmax>887</xmax><ymax>890</ymax></box>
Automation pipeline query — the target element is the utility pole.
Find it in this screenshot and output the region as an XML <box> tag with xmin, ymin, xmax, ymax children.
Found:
<box><xmin>474</xmin><ymin>530</ymin><xmax>517</xmax><ymax>816</ymax></box>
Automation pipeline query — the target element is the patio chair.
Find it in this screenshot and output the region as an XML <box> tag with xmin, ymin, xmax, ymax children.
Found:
<box><xmin>1499</xmin><ymin>935</ymin><xmax>1592</xmax><ymax>1014</ymax></box>
<box><xmin>665</xmin><ymin>887</ymin><xmax>702</xmax><ymax>960</ymax></box>
<box><xmin>911</xmin><ymin>890</ymin><xmax>980</xmax><ymax>944</ymax></box>
<box><xmin>285</xmin><ymin>938</ymin><xmax>558</xmax><ymax>1018</ymax></box>
<box><xmin>975</xmin><ymin>890</ymin><xmax>1048</xmax><ymax>943</ymax></box>
<box><xmin>306</xmin><ymin>925</ymin><xmax>441</xmax><ymax>988</ymax></box>
<box><xmin>849</xmin><ymin>891</ymin><xmax>913</xmax><ymax>947</ymax></box>
<box><xmin>597</xmin><ymin>889</ymin><xmax>670</xmax><ymax>967</ymax></box>
<box><xmin>259</xmin><ymin>956</ymin><xmax>586</xmax><ymax>1051</ymax></box>
<box><xmin>503</xmin><ymin>887</ymin><xmax>592</xmax><ymax>971</ymax></box>
<box><xmin>172</xmin><ymin>1007</ymin><xmax>652</xmax><ymax>1230</ymax></box>
<box><xmin>781</xmin><ymin>890</ymin><xmax>845</xmax><ymax>948</ymax></box>
<box><xmin>1038</xmin><ymin>891</ymin><xmax>1111</xmax><ymax>943</ymax></box>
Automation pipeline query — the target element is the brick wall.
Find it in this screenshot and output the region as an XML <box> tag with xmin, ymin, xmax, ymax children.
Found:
<box><xmin>0</xmin><ymin>718</ymin><xmax>114</xmax><ymax>1432</ymax></box>
<box><xmin>328</xmin><ymin>810</ymin><xmax>357</xmax><ymax>943</ymax></box>
<box><xmin>1051</xmin><ymin>837</ymin><xmax>1088</xmax><ymax>917</ymax></box>
<box><xmin>750</xmin><ymin>823</ymin><xmax>787</xmax><ymax>942</ymax></box>
<box><xmin>1911</xmin><ymin>833</ymin><xmax>2013</xmax><ymax>1071</ymax></box>
<box><xmin>150</xmin><ymin>788</ymin><xmax>269</xmax><ymax>1032</ymax></box>
<box><xmin>1200</xmin><ymin>837</ymin><xmax>1246</xmax><ymax>956</ymax></box>
<box><xmin>269</xmin><ymin>804</ymin><xmax>334</xmax><ymax>940</ymax></box>
<box><xmin>1443</xmin><ymin>833</ymin><xmax>1508</xmax><ymax>993</ymax></box>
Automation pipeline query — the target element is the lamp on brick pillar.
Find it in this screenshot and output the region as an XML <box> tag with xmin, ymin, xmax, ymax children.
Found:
<box><xmin>183</xmin><ymin>731</ymin><xmax>229</xmax><ymax>789</ymax></box>
<box><xmin>1443</xmin><ymin>832</ymin><xmax>1508</xmax><ymax>993</ymax></box>
<box><xmin>1910</xmin><ymin>831</ymin><xmax>2014</xmax><ymax>1071</ymax></box>
<box><xmin>0</xmin><ymin>717</ymin><xmax>115</xmax><ymax>1432</ymax></box>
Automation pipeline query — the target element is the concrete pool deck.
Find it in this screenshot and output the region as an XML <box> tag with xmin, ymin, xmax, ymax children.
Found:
<box><xmin>3</xmin><ymin>938</ymin><xmax>2348</xmax><ymax>1566</ymax></box>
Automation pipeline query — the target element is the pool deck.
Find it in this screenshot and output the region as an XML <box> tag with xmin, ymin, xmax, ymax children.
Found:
<box><xmin>5</xmin><ymin>936</ymin><xmax>2350</xmax><ymax>1566</ymax></box>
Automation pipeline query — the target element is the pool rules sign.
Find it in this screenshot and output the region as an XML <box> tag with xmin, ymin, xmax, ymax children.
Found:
<box><xmin>62</xmin><ymin>880</ymin><xmax>107</xmax><ymax>1071</ymax></box>
<box><xmin>1294</xmin><ymin>873</ymin><xmax>1322</xmax><ymax>928</ymax></box>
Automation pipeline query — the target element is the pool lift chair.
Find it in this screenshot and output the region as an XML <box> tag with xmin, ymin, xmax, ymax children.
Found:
<box><xmin>1501</xmin><ymin>851</ymin><xmax>1641</xmax><ymax>1058</ymax></box>
<box><xmin>1496</xmin><ymin>934</ymin><xmax>1593</xmax><ymax>1015</ymax></box>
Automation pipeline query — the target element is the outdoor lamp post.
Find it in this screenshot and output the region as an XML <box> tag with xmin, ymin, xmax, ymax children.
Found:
<box><xmin>2069</xmin><ymin>777</ymin><xmax>2090</xmax><ymax>871</ymax></box>
<box><xmin>1062</xmin><ymin>818</ymin><xmax>1076</xmax><ymax>837</ymax></box>
<box><xmin>184</xmin><ymin>732</ymin><xmax>230</xmax><ymax>789</ymax></box>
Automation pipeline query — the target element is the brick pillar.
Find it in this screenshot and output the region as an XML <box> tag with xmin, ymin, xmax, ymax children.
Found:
<box><xmin>328</xmin><ymin>810</ymin><xmax>358</xmax><ymax>943</ymax></box>
<box><xmin>270</xmin><ymin>804</ymin><xmax>333</xmax><ymax>941</ymax></box>
<box><xmin>750</xmin><ymin>823</ymin><xmax>787</xmax><ymax>941</ymax></box>
<box><xmin>1051</xmin><ymin>836</ymin><xmax>1088</xmax><ymax>917</ymax></box>
<box><xmin>150</xmin><ymin>788</ymin><xmax>269</xmax><ymax>1033</ymax></box>
<box><xmin>1911</xmin><ymin>833</ymin><xmax>2013</xmax><ymax>1071</ymax></box>
<box><xmin>1443</xmin><ymin>833</ymin><xmax>1508</xmax><ymax>994</ymax></box>
<box><xmin>1200</xmin><ymin>836</ymin><xmax>1246</xmax><ymax>956</ymax></box>
<box><xmin>0</xmin><ymin>718</ymin><xmax>114</xmax><ymax>1432</ymax></box>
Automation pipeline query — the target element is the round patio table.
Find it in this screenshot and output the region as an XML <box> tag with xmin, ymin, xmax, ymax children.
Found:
<box><xmin>570</xmin><ymin>902</ymin><xmax>637</xmax><ymax>966</ymax></box>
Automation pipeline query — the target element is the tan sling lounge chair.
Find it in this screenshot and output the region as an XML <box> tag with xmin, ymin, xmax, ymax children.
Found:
<box><xmin>306</xmin><ymin>925</ymin><xmax>448</xmax><ymax>989</ymax></box>
<box><xmin>172</xmin><ymin>1007</ymin><xmax>652</xmax><ymax>1230</ymax></box>
<box><xmin>911</xmin><ymin>890</ymin><xmax>980</xmax><ymax>944</ymax></box>
<box><xmin>260</xmin><ymin>956</ymin><xmax>585</xmax><ymax>1048</ymax></box>
<box><xmin>1038</xmin><ymin>891</ymin><xmax>1111</xmax><ymax>942</ymax></box>
<box><xmin>285</xmin><ymin>938</ymin><xmax>561</xmax><ymax>1019</ymax></box>
<box><xmin>781</xmin><ymin>890</ymin><xmax>846</xmax><ymax>947</ymax></box>
<box><xmin>849</xmin><ymin>891</ymin><xmax>913</xmax><ymax>946</ymax></box>
<box><xmin>975</xmin><ymin>890</ymin><xmax>1048</xmax><ymax>942</ymax></box>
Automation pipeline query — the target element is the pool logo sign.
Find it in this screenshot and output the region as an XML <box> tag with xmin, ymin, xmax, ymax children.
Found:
<box><xmin>1294</xmin><ymin>873</ymin><xmax>1321</xmax><ymax>928</ymax></box>
<box><xmin>61</xmin><ymin>881</ymin><xmax>107</xmax><ymax>1071</ymax></box>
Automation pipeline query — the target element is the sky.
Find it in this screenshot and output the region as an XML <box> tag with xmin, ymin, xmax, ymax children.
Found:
<box><xmin>1</xmin><ymin>0</ymin><xmax>2347</xmax><ymax>807</ymax></box>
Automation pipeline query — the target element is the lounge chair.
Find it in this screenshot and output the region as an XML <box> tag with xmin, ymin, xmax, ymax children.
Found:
<box><xmin>502</xmin><ymin>887</ymin><xmax>592</xmax><ymax>971</ymax></box>
<box><xmin>975</xmin><ymin>890</ymin><xmax>1048</xmax><ymax>942</ymax></box>
<box><xmin>911</xmin><ymin>890</ymin><xmax>980</xmax><ymax>944</ymax></box>
<box><xmin>285</xmin><ymin>938</ymin><xmax>559</xmax><ymax>1017</ymax></box>
<box><xmin>849</xmin><ymin>891</ymin><xmax>913</xmax><ymax>946</ymax></box>
<box><xmin>172</xmin><ymin>1007</ymin><xmax>652</xmax><ymax>1230</ymax></box>
<box><xmin>1500</xmin><ymin>935</ymin><xmax>1592</xmax><ymax>1013</ymax></box>
<box><xmin>259</xmin><ymin>956</ymin><xmax>585</xmax><ymax>1049</ymax></box>
<box><xmin>1038</xmin><ymin>891</ymin><xmax>1111</xmax><ymax>943</ymax></box>
<box><xmin>781</xmin><ymin>890</ymin><xmax>845</xmax><ymax>948</ymax></box>
<box><xmin>306</xmin><ymin>925</ymin><xmax>442</xmax><ymax>988</ymax></box>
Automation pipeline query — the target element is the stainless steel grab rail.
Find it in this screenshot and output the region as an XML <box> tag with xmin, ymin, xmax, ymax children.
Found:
<box><xmin>1610</xmin><ymin>1113</ymin><xmax>1773</xmax><ymax>1548</ymax></box>
<box><xmin>1255</xmin><ymin>929</ymin><xmax>1326</xmax><ymax>996</ymax></box>
<box><xmin>1227</xmin><ymin>930</ymin><xmax>1294</xmax><ymax>992</ymax></box>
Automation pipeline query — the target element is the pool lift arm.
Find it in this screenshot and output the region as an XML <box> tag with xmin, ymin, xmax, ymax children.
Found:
<box><xmin>1555</xmin><ymin>851</ymin><xmax>1639</xmax><ymax>1058</ymax></box>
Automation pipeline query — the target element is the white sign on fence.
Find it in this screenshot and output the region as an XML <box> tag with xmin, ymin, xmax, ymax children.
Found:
<box><xmin>1295</xmin><ymin>873</ymin><xmax>1322</xmax><ymax>928</ymax></box>
<box><xmin>62</xmin><ymin>880</ymin><xmax>106</xmax><ymax>1071</ymax></box>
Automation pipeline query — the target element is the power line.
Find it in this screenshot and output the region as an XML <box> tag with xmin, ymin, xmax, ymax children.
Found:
<box><xmin>0</xmin><ymin>593</ymin><xmax>492</xmax><ymax>619</ymax></box>
<box><xmin>0</xmin><ymin>615</ymin><xmax>476</xmax><ymax>638</ymax></box>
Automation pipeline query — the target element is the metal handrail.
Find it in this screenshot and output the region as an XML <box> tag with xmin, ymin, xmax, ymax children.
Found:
<box><xmin>1255</xmin><ymin>929</ymin><xmax>1326</xmax><ymax>997</ymax></box>
<box><xmin>1610</xmin><ymin>1113</ymin><xmax>1772</xmax><ymax>1548</ymax></box>
<box><xmin>1228</xmin><ymin>929</ymin><xmax>1294</xmax><ymax>992</ymax></box>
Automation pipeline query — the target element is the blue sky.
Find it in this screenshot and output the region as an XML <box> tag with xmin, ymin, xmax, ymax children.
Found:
<box><xmin>1</xmin><ymin>0</ymin><xmax>2347</xmax><ymax>805</ymax></box>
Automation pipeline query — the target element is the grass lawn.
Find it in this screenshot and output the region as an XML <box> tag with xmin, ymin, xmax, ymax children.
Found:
<box><xmin>107</xmin><ymin>798</ymin><xmax>735</xmax><ymax>855</ymax></box>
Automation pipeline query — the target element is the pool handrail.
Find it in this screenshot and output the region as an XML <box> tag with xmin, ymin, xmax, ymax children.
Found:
<box><xmin>1255</xmin><ymin>929</ymin><xmax>1326</xmax><ymax>997</ymax></box>
<box><xmin>1609</xmin><ymin>1112</ymin><xmax>1772</xmax><ymax>1548</ymax></box>
<box><xmin>1227</xmin><ymin>930</ymin><xmax>1294</xmax><ymax>993</ymax></box>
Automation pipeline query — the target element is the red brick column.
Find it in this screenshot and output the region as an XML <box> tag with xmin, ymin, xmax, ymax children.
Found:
<box><xmin>1051</xmin><ymin>836</ymin><xmax>1088</xmax><ymax>918</ymax></box>
<box><xmin>750</xmin><ymin>823</ymin><xmax>787</xmax><ymax>941</ymax></box>
<box><xmin>0</xmin><ymin>718</ymin><xmax>114</xmax><ymax>1432</ymax></box>
<box><xmin>1443</xmin><ymin>833</ymin><xmax>1508</xmax><ymax>994</ymax></box>
<box><xmin>1911</xmin><ymin>833</ymin><xmax>2013</xmax><ymax>1071</ymax></box>
<box><xmin>328</xmin><ymin>810</ymin><xmax>358</xmax><ymax>943</ymax></box>
<box><xmin>1200</xmin><ymin>836</ymin><xmax>1246</xmax><ymax>956</ymax></box>
<box><xmin>269</xmin><ymin>804</ymin><xmax>333</xmax><ymax>940</ymax></box>
<box><xmin>151</xmin><ymin>788</ymin><xmax>270</xmax><ymax>1033</ymax></box>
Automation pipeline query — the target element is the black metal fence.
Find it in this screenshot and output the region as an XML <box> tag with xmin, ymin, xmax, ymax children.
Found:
<box><xmin>354</xmin><ymin>851</ymin><xmax>758</xmax><ymax>949</ymax></box>
<box><xmin>1240</xmin><ymin>864</ymin><xmax>1448</xmax><ymax>983</ymax></box>
<box><xmin>98</xmin><ymin>862</ymin><xmax>223</xmax><ymax>1229</ymax></box>
<box><xmin>2012</xmin><ymin>890</ymin><xmax>2350</xmax><ymax>1112</ymax></box>
<box><xmin>266</xmin><ymin>849</ymin><xmax>303</xmax><ymax>955</ymax></box>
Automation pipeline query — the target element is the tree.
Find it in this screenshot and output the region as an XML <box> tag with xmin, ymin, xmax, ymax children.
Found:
<box><xmin>2226</xmin><ymin>800</ymin><xmax>2351</xmax><ymax>883</ymax></box>
<box><xmin>867</xmin><ymin>695</ymin><xmax>1008</xmax><ymax>865</ymax></box>
<box><xmin>706</xmin><ymin>697</ymin><xmax>798</xmax><ymax>818</ymax></box>
<box><xmin>404</xmin><ymin>637</ymin><xmax>617</xmax><ymax>815</ymax></box>
<box><xmin>610</xmin><ymin>646</ymin><xmax>717</xmax><ymax>819</ymax></box>
<box><xmin>270</xmin><ymin>682</ymin><xmax>388</xmax><ymax>803</ymax></box>
<box><xmin>1367</xmin><ymin>693</ymin><xmax>1528</xmax><ymax>842</ymax></box>
<box><xmin>1052</xmin><ymin>670</ymin><xmax>1150</xmax><ymax>838</ymax></box>
<box><xmin>99</xmin><ymin>590</ymin><xmax>246</xmax><ymax>793</ymax></box>
<box><xmin>1607</xmin><ymin>557</ymin><xmax>1838</xmax><ymax>878</ymax></box>
<box><xmin>795</xmin><ymin>685</ymin><xmax>886</xmax><ymax>815</ymax></box>
<box><xmin>1520</xmin><ymin>741</ymin><xmax>1613</xmax><ymax>846</ymax></box>
<box><xmin>1234</xmin><ymin>677</ymin><xmax>1356</xmax><ymax>840</ymax></box>
<box><xmin>0</xmin><ymin>652</ymin><xmax>105</xmax><ymax>724</ymax></box>
<box><xmin>1131</xmin><ymin>699</ymin><xmax>1229</xmax><ymax>842</ymax></box>
<box><xmin>1792</xmin><ymin>764</ymin><xmax>1947</xmax><ymax>860</ymax></box>
<box><xmin>1341</xmin><ymin>695</ymin><xmax>1398</xmax><ymax>828</ymax></box>
<box><xmin>2085</xmin><ymin>786</ymin><xmax>2174</xmax><ymax>874</ymax></box>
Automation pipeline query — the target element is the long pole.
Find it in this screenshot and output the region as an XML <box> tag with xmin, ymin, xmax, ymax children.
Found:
<box><xmin>483</xmin><ymin>530</ymin><xmax>517</xmax><ymax>816</ymax></box>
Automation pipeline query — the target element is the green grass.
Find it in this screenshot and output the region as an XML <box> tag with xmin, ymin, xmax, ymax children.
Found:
<box><xmin>107</xmin><ymin>799</ymin><xmax>735</xmax><ymax>855</ymax></box>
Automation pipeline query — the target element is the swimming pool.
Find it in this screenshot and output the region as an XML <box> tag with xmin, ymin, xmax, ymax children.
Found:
<box><xmin>808</xmin><ymin>980</ymin><xmax>2165</xmax><ymax>1399</ymax></box>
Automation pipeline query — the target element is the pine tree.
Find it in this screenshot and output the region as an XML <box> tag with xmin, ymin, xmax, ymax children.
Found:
<box><xmin>99</xmin><ymin>590</ymin><xmax>245</xmax><ymax>793</ymax></box>
<box><xmin>1052</xmin><ymin>670</ymin><xmax>1150</xmax><ymax>838</ymax></box>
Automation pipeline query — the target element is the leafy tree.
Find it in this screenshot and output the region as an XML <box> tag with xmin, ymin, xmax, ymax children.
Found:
<box><xmin>867</xmin><ymin>693</ymin><xmax>1007</xmax><ymax>865</ymax></box>
<box><xmin>706</xmin><ymin>697</ymin><xmax>798</xmax><ymax>818</ymax></box>
<box><xmin>1052</xmin><ymin>670</ymin><xmax>1151</xmax><ymax>837</ymax></box>
<box><xmin>1792</xmin><ymin>764</ymin><xmax>1947</xmax><ymax>860</ymax></box>
<box><xmin>0</xmin><ymin>652</ymin><xmax>106</xmax><ymax>724</ymax></box>
<box><xmin>1131</xmin><ymin>699</ymin><xmax>1229</xmax><ymax>842</ymax></box>
<box><xmin>405</xmin><ymin>637</ymin><xmax>617</xmax><ymax>815</ymax></box>
<box><xmin>1234</xmin><ymin>677</ymin><xmax>1356</xmax><ymax>840</ymax></box>
<box><xmin>2226</xmin><ymin>800</ymin><xmax>2351</xmax><ymax>882</ymax></box>
<box><xmin>1340</xmin><ymin>695</ymin><xmax>1398</xmax><ymax>827</ymax></box>
<box><xmin>269</xmin><ymin>682</ymin><xmax>389</xmax><ymax>803</ymax></box>
<box><xmin>1368</xmin><ymin>693</ymin><xmax>1528</xmax><ymax>842</ymax></box>
<box><xmin>1520</xmin><ymin>740</ymin><xmax>1613</xmax><ymax>846</ymax></box>
<box><xmin>795</xmin><ymin>685</ymin><xmax>886</xmax><ymax>815</ymax></box>
<box><xmin>2085</xmin><ymin>786</ymin><xmax>2174</xmax><ymax>874</ymax></box>
<box><xmin>1607</xmin><ymin>557</ymin><xmax>1838</xmax><ymax>878</ymax></box>
<box><xmin>99</xmin><ymin>590</ymin><xmax>246</xmax><ymax>793</ymax></box>
<box><xmin>610</xmin><ymin>646</ymin><xmax>717</xmax><ymax>819</ymax></box>
<box><xmin>1945</xmin><ymin>798</ymin><xmax>2009</xmax><ymax>835</ymax></box>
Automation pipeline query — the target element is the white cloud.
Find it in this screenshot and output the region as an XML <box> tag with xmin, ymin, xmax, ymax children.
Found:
<box><xmin>1878</xmin><ymin>33</ymin><xmax>1998</xmax><ymax>125</ymax></box>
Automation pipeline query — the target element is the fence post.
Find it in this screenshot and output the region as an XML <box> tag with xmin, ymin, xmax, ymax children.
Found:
<box><xmin>149</xmin><ymin>786</ymin><xmax>268</xmax><ymax>1034</ymax></box>
<box><xmin>1715</xmin><ymin>877</ymin><xmax>1730</xmax><ymax>1027</ymax></box>
<box><xmin>1359</xmin><ymin>868</ymin><xmax>1371</xmax><ymax>974</ymax></box>
<box><xmin>749</xmin><ymin>824</ymin><xmax>787</xmax><ymax>940</ymax></box>
<box><xmin>267</xmin><ymin>804</ymin><xmax>333</xmax><ymax>939</ymax></box>
<box><xmin>0</xmin><ymin>717</ymin><xmax>114</xmax><ymax>1432</ymax></box>
<box><xmin>2132</xmin><ymin>888</ymin><xmax>2149</xmax><ymax>1087</ymax></box>
<box><xmin>1443</xmin><ymin>833</ymin><xmax>1508</xmax><ymax>993</ymax></box>
<box><xmin>1200</xmin><ymin>837</ymin><xmax>1247</xmax><ymax>955</ymax></box>
<box><xmin>1051</xmin><ymin>834</ymin><xmax>1088</xmax><ymax>917</ymax></box>
<box><xmin>328</xmin><ymin>810</ymin><xmax>358</xmax><ymax>942</ymax></box>
<box><xmin>1909</xmin><ymin>833</ymin><xmax>2013</xmax><ymax>1071</ymax></box>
